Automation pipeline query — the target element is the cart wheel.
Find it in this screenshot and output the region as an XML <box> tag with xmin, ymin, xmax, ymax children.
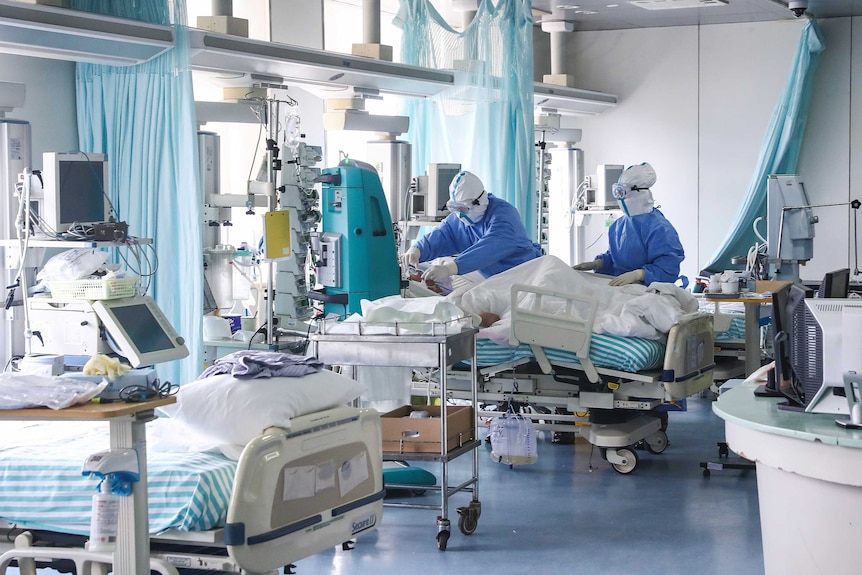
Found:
<box><xmin>703</xmin><ymin>468</ymin><xmax>711</xmax><ymax>478</ymax></box>
<box><xmin>718</xmin><ymin>442</ymin><xmax>729</xmax><ymax>457</ymax></box>
<box><xmin>645</xmin><ymin>430</ymin><xmax>668</xmax><ymax>454</ymax></box>
<box><xmin>436</xmin><ymin>529</ymin><xmax>450</xmax><ymax>550</ymax></box>
<box><xmin>457</xmin><ymin>506</ymin><xmax>479</xmax><ymax>535</ymax></box>
<box><xmin>611</xmin><ymin>448</ymin><xmax>638</xmax><ymax>474</ymax></box>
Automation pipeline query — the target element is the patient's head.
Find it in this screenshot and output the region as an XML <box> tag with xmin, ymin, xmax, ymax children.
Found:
<box><xmin>479</xmin><ymin>312</ymin><xmax>500</xmax><ymax>328</ymax></box>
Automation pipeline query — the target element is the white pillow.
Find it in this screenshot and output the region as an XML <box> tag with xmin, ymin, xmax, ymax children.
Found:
<box><xmin>159</xmin><ymin>370</ymin><xmax>366</xmax><ymax>446</ymax></box>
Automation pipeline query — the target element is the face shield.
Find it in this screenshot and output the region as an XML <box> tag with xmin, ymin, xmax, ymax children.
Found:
<box><xmin>447</xmin><ymin>171</ymin><xmax>488</xmax><ymax>225</ymax></box>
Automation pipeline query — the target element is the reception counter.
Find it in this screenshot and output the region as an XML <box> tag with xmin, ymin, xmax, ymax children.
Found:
<box><xmin>713</xmin><ymin>380</ymin><xmax>862</xmax><ymax>575</ymax></box>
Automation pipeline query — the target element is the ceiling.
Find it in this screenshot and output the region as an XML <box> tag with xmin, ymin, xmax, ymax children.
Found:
<box><xmin>529</xmin><ymin>0</ymin><xmax>862</xmax><ymax>31</ymax></box>
<box><xmin>383</xmin><ymin>0</ymin><xmax>862</xmax><ymax>32</ymax></box>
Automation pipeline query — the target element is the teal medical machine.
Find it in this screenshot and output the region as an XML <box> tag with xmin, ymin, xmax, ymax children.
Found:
<box><xmin>310</xmin><ymin>159</ymin><xmax>401</xmax><ymax>316</ymax></box>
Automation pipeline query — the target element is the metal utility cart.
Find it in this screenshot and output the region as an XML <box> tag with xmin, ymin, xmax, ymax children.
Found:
<box><xmin>310</xmin><ymin>320</ymin><xmax>480</xmax><ymax>550</ymax></box>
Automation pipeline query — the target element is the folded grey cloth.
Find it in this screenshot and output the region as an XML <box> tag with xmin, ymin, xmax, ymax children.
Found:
<box><xmin>200</xmin><ymin>351</ymin><xmax>324</xmax><ymax>379</ymax></box>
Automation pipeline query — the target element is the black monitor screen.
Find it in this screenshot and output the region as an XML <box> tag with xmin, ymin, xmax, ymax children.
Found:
<box><xmin>58</xmin><ymin>160</ymin><xmax>106</xmax><ymax>223</ymax></box>
<box><xmin>818</xmin><ymin>268</ymin><xmax>850</xmax><ymax>299</ymax></box>
<box><xmin>110</xmin><ymin>303</ymin><xmax>175</xmax><ymax>354</ymax></box>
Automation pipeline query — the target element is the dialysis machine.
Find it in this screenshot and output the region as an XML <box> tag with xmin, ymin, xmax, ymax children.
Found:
<box><xmin>310</xmin><ymin>159</ymin><xmax>400</xmax><ymax>316</ymax></box>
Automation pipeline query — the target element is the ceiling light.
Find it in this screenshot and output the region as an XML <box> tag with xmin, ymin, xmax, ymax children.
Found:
<box><xmin>629</xmin><ymin>0</ymin><xmax>728</xmax><ymax>10</ymax></box>
<box><xmin>556</xmin><ymin>4</ymin><xmax>580</xmax><ymax>9</ymax></box>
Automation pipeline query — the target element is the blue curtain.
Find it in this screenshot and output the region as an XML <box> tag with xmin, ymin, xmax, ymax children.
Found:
<box><xmin>73</xmin><ymin>0</ymin><xmax>203</xmax><ymax>386</ymax></box>
<box><xmin>395</xmin><ymin>0</ymin><xmax>536</xmax><ymax>238</ymax></box>
<box><xmin>701</xmin><ymin>20</ymin><xmax>824</xmax><ymax>274</ymax></box>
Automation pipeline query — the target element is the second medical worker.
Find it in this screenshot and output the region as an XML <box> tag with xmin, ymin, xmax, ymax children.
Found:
<box><xmin>402</xmin><ymin>170</ymin><xmax>542</xmax><ymax>282</ymax></box>
<box><xmin>574</xmin><ymin>162</ymin><xmax>685</xmax><ymax>286</ymax></box>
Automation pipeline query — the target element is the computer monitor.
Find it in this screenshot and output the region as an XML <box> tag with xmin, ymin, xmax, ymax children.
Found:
<box><xmin>817</xmin><ymin>268</ymin><xmax>850</xmax><ymax>299</ymax></box>
<box><xmin>773</xmin><ymin>285</ymin><xmax>862</xmax><ymax>414</ymax></box>
<box><xmin>91</xmin><ymin>296</ymin><xmax>189</xmax><ymax>368</ymax></box>
<box><xmin>770</xmin><ymin>283</ymin><xmax>806</xmax><ymax>408</ymax></box>
<box><xmin>41</xmin><ymin>152</ymin><xmax>112</xmax><ymax>234</ymax></box>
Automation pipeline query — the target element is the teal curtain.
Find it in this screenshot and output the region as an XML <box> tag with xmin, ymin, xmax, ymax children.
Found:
<box><xmin>73</xmin><ymin>0</ymin><xmax>203</xmax><ymax>386</ymax></box>
<box><xmin>701</xmin><ymin>20</ymin><xmax>824</xmax><ymax>274</ymax></box>
<box><xmin>395</xmin><ymin>0</ymin><xmax>536</xmax><ymax>238</ymax></box>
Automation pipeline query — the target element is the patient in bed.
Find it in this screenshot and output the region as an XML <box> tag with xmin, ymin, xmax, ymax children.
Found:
<box><xmin>447</xmin><ymin>255</ymin><xmax>698</xmax><ymax>346</ymax></box>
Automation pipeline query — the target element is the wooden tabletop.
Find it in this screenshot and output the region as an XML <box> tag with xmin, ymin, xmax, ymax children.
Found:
<box><xmin>0</xmin><ymin>396</ymin><xmax>175</xmax><ymax>420</ymax></box>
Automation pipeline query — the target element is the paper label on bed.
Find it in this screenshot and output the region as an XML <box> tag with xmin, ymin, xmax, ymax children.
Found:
<box><xmin>339</xmin><ymin>450</ymin><xmax>369</xmax><ymax>497</ymax></box>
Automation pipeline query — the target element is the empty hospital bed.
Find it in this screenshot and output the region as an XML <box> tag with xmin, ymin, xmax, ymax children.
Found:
<box><xmin>0</xmin><ymin>403</ymin><xmax>384</xmax><ymax>575</ymax></box>
<box><xmin>445</xmin><ymin>283</ymin><xmax>715</xmax><ymax>474</ymax></box>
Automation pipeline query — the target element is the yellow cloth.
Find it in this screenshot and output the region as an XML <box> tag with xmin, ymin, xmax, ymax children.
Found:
<box><xmin>83</xmin><ymin>354</ymin><xmax>130</xmax><ymax>380</ymax></box>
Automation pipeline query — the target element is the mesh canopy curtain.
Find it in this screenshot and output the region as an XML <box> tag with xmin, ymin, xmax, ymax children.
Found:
<box><xmin>72</xmin><ymin>0</ymin><xmax>202</xmax><ymax>387</ymax></box>
<box><xmin>701</xmin><ymin>20</ymin><xmax>824</xmax><ymax>274</ymax></box>
<box><xmin>395</xmin><ymin>0</ymin><xmax>536</xmax><ymax>237</ymax></box>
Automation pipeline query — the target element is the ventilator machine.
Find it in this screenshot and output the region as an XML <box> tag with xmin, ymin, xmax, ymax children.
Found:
<box><xmin>309</xmin><ymin>158</ymin><xmax>400</xmax><ymax>316</ymax></box>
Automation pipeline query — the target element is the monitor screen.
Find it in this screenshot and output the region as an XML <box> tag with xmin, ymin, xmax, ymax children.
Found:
<box><xmin>41</xmin><ymin>152</ymin><xmax>111</xmax><ymax>235</ymax></box>
<box><xmin>817</xmin><ymin>268</ymin><xmax>850</xmax><ymax>299</ymax></box>
<box><xmin>92</xmin><ymin>296</ymin><xmax>189</xmax><ymax>368</ymax></box>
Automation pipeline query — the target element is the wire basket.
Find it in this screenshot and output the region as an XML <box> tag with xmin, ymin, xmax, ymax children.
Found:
<box><xmin>48</xmin><ymin>276</ymin><xmax>139</xmax><ymax>301</ymax></box>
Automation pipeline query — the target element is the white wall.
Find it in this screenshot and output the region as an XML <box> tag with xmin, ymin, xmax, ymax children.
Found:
<box><xmin>0</xmin><ymin>55</ymin><xmax>77</xmax><ymax>164</ymax></box>
<box><xmin>546</xmin><ymin>18</ymin><xmax>861</xmax><ymax>284</ymax></box>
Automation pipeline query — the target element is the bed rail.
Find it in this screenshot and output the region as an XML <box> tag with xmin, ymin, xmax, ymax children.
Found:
<box><xmin>661</xmin><ymin>313</ymin><xmax>715</xmax><ymax>400</ymax></box>
<box><xmin>510</xmin><ymin>283</ymin><xmax>600</xmax><ymax>382</ymax></box>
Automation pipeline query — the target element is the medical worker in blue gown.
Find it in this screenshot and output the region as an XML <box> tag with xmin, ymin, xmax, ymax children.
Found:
<box><xmin>573</xmin><ymin>162</ymin><xmax>685</xmax><ymax>287</ymax></box>
<box><xmin>401</xmin><ymin>170</ymin><xmax>542</xmax><ymax>283</ymax></box>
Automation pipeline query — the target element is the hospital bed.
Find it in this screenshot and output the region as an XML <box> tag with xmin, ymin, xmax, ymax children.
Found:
<box><xmin>0</xmin><ymin>404</ymin><xmax>384</xmax><ymax>575</ymax></box>
<box><xmin>444</xmin><ymin>283</ymin><xmax>716</xmax><ymax>474</ymax></box>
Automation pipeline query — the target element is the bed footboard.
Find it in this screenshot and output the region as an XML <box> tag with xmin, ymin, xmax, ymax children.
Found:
<box><xmin>661</xmin><ymin>313</ymin><xmax>715</xmax><ymax>400</ymax></box>
<box><xmin>510</xmin><ymin>283</ymin><xmax>600</xmax><ymax>382</ymax></box>
<box><xmin>225</xmin><ymin>406</ymin><xmax>384</xmax><ymax>574</ymax></box>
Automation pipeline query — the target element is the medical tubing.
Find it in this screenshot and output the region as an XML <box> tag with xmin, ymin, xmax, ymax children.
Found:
<box><xmin>15</xmin><ymin>169</ymin><xmax>33</xmax><ymax>356</ymax></box>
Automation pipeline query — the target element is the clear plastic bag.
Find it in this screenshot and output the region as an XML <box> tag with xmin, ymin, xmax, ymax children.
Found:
<box><xmin>0</xmin><ymin>373</ymin><xmax>107</xmax><ymax>410</ymax></box>
<box><xmin>490</xmin><ymin>412</ymin><xmax>537</xmax><ymax>466</ymax></box>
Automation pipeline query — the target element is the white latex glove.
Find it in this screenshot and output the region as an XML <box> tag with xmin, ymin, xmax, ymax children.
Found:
<box><xmin>401</xmin><ymin>246</ymin><xmax>421</xmax><ymax>269</ymax></box>
<box><xmin>572</xmin><ymin>260</ymin><xmax>601</xmax><ymax>272</ymax></box>
<box><xmin>609</xmin><ymin>269</ymin><xmax>645</xmax><ymax>286</ymax></box>
<box><xmin>422</xmin><ymin>260</ymin><xmax>458</xmax><ymax>283</ymax></box>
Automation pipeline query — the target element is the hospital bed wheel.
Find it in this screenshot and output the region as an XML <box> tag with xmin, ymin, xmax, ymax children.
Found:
<box><xmin>610</xmin><ymin>448</ymin><xmax>638</xmax><ymax>474</ymax></box>
<box><xmin>436</xmin><ymin>529</ymin><xmax>451</xmax><ymax>550</ymax></box>
<box><xmin>645</xmin><ymin>430</ymin><xmax>669</xmax><ymax>454</ymax></box>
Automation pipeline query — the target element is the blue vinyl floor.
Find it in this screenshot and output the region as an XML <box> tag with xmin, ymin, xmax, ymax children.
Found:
<box><xmin>294</xmin><ymin>393</ymin><xmax>764</xmax><ymax>575</ymax></box>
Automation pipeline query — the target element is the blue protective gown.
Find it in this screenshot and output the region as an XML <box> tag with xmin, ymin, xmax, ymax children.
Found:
<box><xmin>594</xmin><ymin>208</ymin><xmax>684</xmax><ymax>285</ymax></box>
<box><xmin>413</xmin><ymin>195</ymin><xmax>542</xmax><ymax>278</ymax></box>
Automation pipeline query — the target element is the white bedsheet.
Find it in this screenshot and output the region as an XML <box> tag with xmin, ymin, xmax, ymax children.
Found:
<box><xmin>449</xmin><ymin>256</ymin><xmax>698</xmax><ymax>345</ymax></box>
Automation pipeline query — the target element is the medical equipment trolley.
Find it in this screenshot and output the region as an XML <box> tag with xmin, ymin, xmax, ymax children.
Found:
<box><xmin>311</xmin><ymin>322</ymin><xmax>481</xmax><ymax>550</ymax></box>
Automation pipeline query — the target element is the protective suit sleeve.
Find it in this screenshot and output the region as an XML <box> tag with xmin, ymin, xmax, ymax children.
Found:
<box><xmin>452</xmin><ymin>206</ymin><xmax>524</xmax><ymax>276</ymax></box>
<box><xmin>411</xmin><ymin>216</ymin><xmax>469</xmax><ymax>262</ymax></box>
<box><xmin>640</xmin><ymin>215</ymin><xmax>685</xmax><ymax>285</ymax></box>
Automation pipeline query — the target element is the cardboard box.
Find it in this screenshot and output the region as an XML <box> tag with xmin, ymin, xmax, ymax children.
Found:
<box><xmin>381</xmin><ymin>405</ymin><xmax>474</xmax><ymax>454</ymax></box>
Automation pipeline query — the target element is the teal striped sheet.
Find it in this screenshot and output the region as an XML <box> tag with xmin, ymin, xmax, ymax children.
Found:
<box><xmin>474</xmin><ymin>332</ymin><xmax>665</xmax><ymax>373</ymax></box>
<box><xmin>715</xmin><ymin>315</ymin><xmax>746</xmax><ymax>341</ymax></box>
<box><xmin>0</xmin><ymin>429</ymin><xmax>236</xmax><ymax>536</ymax></box>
